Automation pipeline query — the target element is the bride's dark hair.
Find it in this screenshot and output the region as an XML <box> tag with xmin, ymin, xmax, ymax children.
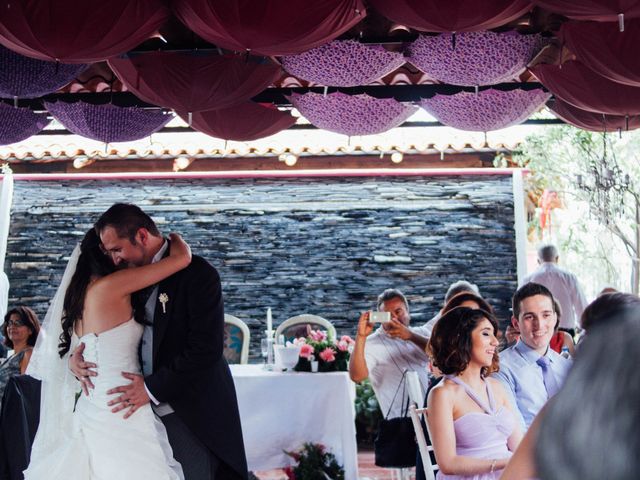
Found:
<box><xmin>58</xmin><ymin>228</ymin><xmax>115</xmax><ymax>357</ymax></box>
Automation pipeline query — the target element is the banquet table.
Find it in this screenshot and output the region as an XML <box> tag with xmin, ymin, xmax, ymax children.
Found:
<box><xmin>230</xmin><ymin>364</ymin><xmax>359</xmax><ymax>480</ymax></box>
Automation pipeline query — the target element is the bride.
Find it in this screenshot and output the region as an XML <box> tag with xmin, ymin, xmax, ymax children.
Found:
<box><xmin>24</xmin><ymin>228</ymin><xmax>191</xmax><ymax>479</ymax></box>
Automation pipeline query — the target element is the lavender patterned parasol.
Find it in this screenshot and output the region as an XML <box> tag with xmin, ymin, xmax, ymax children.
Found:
<box><xmin>0</xmin><ymin>102</ymin><xmax>50</xmax><ymax>145</ymax></box>
<box><xmin>281</xmin><ymin>40</ymin><xmax>406</xmax><ymax>87</ymax></box>
<box><xmin>44</xmin><ymin>101</ymin><xmax>172</xmax><ymax>143</ymax></box>
<box><xmin>419</xmin><ymin>88</ymin><xmax>550</xmax><ymax>131</ymax></box>
<box><xmin>407</xmin><ymin>31</ymin><xmax>546</xmax><ymax>86</ymax></box>
<box><xmin>291</xmin><ymin>92</ymin><xmax>417</xmax><ymax>136</ymax></box>
<box><xmin>0</xmin><ymin>46</ymin><xmax>87</xmax><ymax>98</ymax></box>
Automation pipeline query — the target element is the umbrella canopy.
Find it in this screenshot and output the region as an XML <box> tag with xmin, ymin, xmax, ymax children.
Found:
<box><xmin>281</xmin><ymin>40</ymin><xmax>405</xmax><ymax>87</ymax></box>
<box><xmin>407</xmin><ymin>31</ymin><xmax>546</xmax><ymax>86</ymax></box>
<box><xmin>172</xmin><ymin>0</ymin><xmax>365</xmax><ymax>56</ymax></box>
<box><xmin>420</xmin><ymin>88</ymin><xmax>550</xmax><ymax>131</ymax></box>
<box><xmin>45</xmin><ymin>101</ymin><xmax>173</xmax><ymax>143</ymax></box>
<box><xmin>560</xmin><ymin>20</ymin><xmax>640</xmax><ymax>87</ymax></box>
<box><xmin>180</xmin><ymin>102</ymin><xmax>296</xmax><ymax>141</ymax></box>
<box><xmin>531</xmin><ymin>60</ymin><xmax>640</xmax><ymax>115</ymax></box>
<box><xmin>549</xmin><ymin>97</ymin><xmax>640</xmax><ymax>131</ymax></box>
<box><xmin>0</xmin><ymin>0</ymin><xmax>169</xmax><ymax>63</ymax></box>
<box><xmin>109</xmin><ymin>52</ymin><xmax>282</xmax><ymax>113</ymax></box>
<box><xmin>290</xmin><ymin>92</ymin><xmax>417</xmax><ymax>136</ymax></box>
<box><xmin>368</xmin><ymin>0</ymin><xmax>530</xmax><ymax>32</ymax></box>
<box><xmin>0</xmin><ymin>102</ymin><xmax>50</xmax><ymax>145</ymax></box>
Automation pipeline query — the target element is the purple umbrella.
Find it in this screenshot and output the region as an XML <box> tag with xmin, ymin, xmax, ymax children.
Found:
<box><xmin>407</xmin><ymin>31</ymin><xmax>547</xmax><ymax>86</ymax></box>
<box><xmin>44</xmin><ymin>101</ymin><xmax>173</xmax><ymax>143</ymax></box>
<box><xmin>420</xmin><ymin>88</ymin><xmax>550</xmax><ymax>131</ymax></box>
<box><xmin>281</xmin><ymin>40</ymin><xmax>406</xmax><ymax>87</ymax></box>
<box><xmin>291</xmin><ymin>92</ymin><xmax>417</xmax><ymax>136</ymax></box>
<box><xmin>0</xmin><ymin>102</ymin><xmax>50</xmax><ymax>145</ymax></box>
<box><xmin>0</xmin><ymin>46</ymin><xmax>87</xmax><ymax>99</ymax></box>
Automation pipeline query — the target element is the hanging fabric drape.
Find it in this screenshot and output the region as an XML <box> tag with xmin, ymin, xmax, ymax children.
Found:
<box><xmin>109</xmin><ymin>52</ymin><xmax>282</xmax><ymax>113</ymax></box>
<box><xmin>368</xmin><ymin>0</ymin><xmax>530</xmax><ymax>32</ymax></box>
<box><xmin>181</xmin><ymin>102</ymin><xmax>296</xmax><ymax>141</ymax></box>
<box><xmin>171</xmin><ymin>0</ymin><xmax>365</xmax><ymax>56</ymax></box>
<box><xmin>549</xmin><ymin>98</ymin><xmax>640</xmax><ymax>131</ymax></box>
<box><xmin>531</xmin><ymin>60</ymin><xmax>640</xmax><ymax>115</ymax></box>
<box><xmin>0</xmin><ymin>0</ymin><xmax>169</xmax><ymax>63</ymax></box>
<box><xmin>560</xmin><ymin>20</ymin><xmax>640</xmax><ymax>87</ymax></box>
<box><xmin>0</xmin><ymin>165</ymin><xmax>14</xmax><ymax>320</ymax></box>
<box><xmin>530</xmin><ymin>0</ymin><xmax>640</xmax><ymax>22</ymax></box>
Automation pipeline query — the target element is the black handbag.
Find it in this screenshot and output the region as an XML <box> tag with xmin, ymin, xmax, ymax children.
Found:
<box><xmin>374</xmin><ymin>371</ymin><xmax>417</xmax><ymax>468</ymax></box>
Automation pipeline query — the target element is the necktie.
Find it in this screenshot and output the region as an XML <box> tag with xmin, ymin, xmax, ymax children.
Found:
<box><xmin>536</xmin><ymin>356</ymin><xmax>560</xmax><ymax>398</ymax></box>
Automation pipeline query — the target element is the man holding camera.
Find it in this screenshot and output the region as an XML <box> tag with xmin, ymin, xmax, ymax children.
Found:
<box><xmin>348</xmin><ymin>288</ymin><xmax>430</xmax><ymax>417</ymax></box>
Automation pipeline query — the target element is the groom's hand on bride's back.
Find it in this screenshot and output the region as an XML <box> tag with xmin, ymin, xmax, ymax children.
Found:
<box><xmin>69</xmin><ymin>342</ymin><xmax>97</xmax><ymax>396</ymax></box>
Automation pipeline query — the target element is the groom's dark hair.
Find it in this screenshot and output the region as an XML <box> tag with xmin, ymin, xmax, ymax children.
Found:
<box><xmin>95</xmin><ymin>203</ymin><xmax>160</xmax><ymax>243</ymax></box>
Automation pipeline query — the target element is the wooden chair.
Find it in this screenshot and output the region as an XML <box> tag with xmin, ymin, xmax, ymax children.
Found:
<box><xmin>274</xmin><ymin>314</ymin><xmax>336</xmax><ymax>343</ymax></box>
<box><xmin>223</xmin><ymin>314</ymin><xmax>250</xmax><ymax>364</ymax></box>
<box><xmin>409</xmin><ymin>404</ymin><xmax>439</xmax><ymax>480</ymax></box>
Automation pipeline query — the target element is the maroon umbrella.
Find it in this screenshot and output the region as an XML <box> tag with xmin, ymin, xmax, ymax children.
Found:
<box><xmin>531</xmin><ymin>60</ymin><xmax>640</xmax><ymax>115</ymax></box>
<box><xmin>531</xmin><ymin>0</ymin><xmax>640</xmax><ymax>22</ymax></box>
<box><xmin>171</xmin><ymin>0</ymin><xmax>365</xmax><ymax>56</ymax></box>
<box><xmin>560</xmin><ymin>20</ymin><xmax>640</xmax><ymax>87</ymax></box>
<box><xmin>0</xmin><ymin>0</ymin><xmax>169</xmax><ymax>63</ymax></box>
<box><xmin>0</xmin><ymin>102</ymin><xmax>50</xmax><ymax>145</ymax></box>
<box><xmin>109</xmin><ymin>52</ymin><xmax>282</xmax><ymax>113</ymax></box>
<box><xmin>549</xmin><ymin>98</ymin><xmax>640</xmax><ymax>131</ymax></box>
<box><xmin>180</xmin><ymin>102</ymin><xmax>296</xmax><ymax>141</ymax></box>
<box><xmin>368</xmin><ymin>0</ymin><xmax>530</xmax><ymax>32</ymax></box>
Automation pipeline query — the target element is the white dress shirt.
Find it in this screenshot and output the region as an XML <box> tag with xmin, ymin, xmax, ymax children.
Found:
<box><xmin>521</xmin><ymin>262</ymin><xmax>589</xmax><ymax>330</ymax></box>
<box><xmin>364</xmin><ymin>324</ymin><xmax>431</xmax><ymax>418</ymax></box>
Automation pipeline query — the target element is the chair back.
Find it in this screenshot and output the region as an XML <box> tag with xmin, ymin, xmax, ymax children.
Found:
<box><xmin>274</xmin><ymin>314</ymin><xmax>336</xmax><ymax>344</ymax></box>
<box><xmin>223</xmin><ymin>314</ymin><xmax>250</xmax><ymax>364</ymax></box>
<box><xmin>406</xmin><ymin>370</ymin><xmax>425</xmax><ymax>408</ymax></box>
<box><xmin>409</xmin><ymin>404</ymin><xmax>439</xmax><ymax>480</ymax></box>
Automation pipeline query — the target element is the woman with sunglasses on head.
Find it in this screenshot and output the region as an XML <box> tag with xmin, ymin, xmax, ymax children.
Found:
<box><xmin>0</xmin><ymin>306</ymin><xmax>40</xmax><ymax>407</ymax></box>
<box><xmin>427</xmin><ymin>307</ymin><xmax>522</xmax><ymax>479</ymax></box>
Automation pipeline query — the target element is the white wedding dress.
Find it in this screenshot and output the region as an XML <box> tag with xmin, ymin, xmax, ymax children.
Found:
<box><xmin>24</xmin><ymin>318</ymin><xmax>183</xmax><ymax>480</ymax></box>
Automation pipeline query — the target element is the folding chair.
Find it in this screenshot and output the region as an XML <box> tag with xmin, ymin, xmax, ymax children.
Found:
<box><xmin>409</xmin><ymin>404</ymin><xmax>439</xmax><ymax>480</ymax></box>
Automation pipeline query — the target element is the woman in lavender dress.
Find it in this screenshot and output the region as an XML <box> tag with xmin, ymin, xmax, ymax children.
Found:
<box><xmin>427</xmin><ymin>307</ymin><xmax>522</xmax><ymax>479</ymax></box>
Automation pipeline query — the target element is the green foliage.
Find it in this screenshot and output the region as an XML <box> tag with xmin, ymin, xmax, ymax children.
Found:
<box><xmin>284</xmin><ymin>443</ymin><xmax>345</xmax><ymax>480</ymax></box>
<box><xmin>354</xmin><ymin>378</ymin><xmax>383</xmax><ymax>443</ymax></box>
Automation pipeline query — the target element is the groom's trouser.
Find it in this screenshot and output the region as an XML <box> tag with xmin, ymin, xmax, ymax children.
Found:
<box><xmin>161</xmin><ymin>413</ymin><xmax>220</xmax><ymax>480</ymax></box>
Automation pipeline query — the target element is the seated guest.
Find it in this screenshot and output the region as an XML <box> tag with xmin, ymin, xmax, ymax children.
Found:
<box><xmin>349</xmin><ymin>288</ymin><xmax>430</xmax><ymax>417</ymax></box>
<box><xmin>501</xmin><ymin>296</ymin><xmax>640</xmax><ymax>480</ymax></box>
<box><xmin>504</xmin><ymin>325</ymin><xmax>520</xmax><ymax>349</ymax></box>
<box><xmin>424</xmin><ymin>280</ymin><xmax>481</xmax><ymax>336</ymax></box>
<box><xmin>427</xmin><ymin>307</ymin><xmax>522</xmax><ymax>478</ymax></box>
<box><xmin>494</xmin><ymin>283</ymin><xmax>572</xmax><ymax>429</ymax></box>
<box><xmin>548</xmin><ymin>300</ymin><xmax>574</xmax><ymax>357</ymax></box>
<box><xmin>0</xmin><ymin>307</ymin><xmax>39</xmax><ymax>407</ymax></box>
<box><xmin>441</xmin><ymin>291</ymin><xmax>493</xmax><ymax>316</ymax></box>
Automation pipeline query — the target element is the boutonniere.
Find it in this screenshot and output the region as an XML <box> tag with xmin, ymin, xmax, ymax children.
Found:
<box><xmin>158</xmin><ymin>293</ymin><xmax>169</xmax><ymax>313</ymax></box>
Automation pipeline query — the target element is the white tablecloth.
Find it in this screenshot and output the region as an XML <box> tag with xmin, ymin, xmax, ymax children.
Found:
<box><xmin>230</xmin><ymin>364</ymin><xmax>359</xmax><ymax>480</ymax></box>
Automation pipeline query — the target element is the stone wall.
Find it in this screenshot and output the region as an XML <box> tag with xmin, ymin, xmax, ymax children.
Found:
<box><xmin>5</xmin><ymin>175</ymin><xmax>517</xmax><ymax>360</ymax></box>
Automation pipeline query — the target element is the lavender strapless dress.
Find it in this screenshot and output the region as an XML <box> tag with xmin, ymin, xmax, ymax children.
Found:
<box><xmin>437</xmin><ymin>376</ymin><xmax>515</xmax><ymax>480</ymax></box>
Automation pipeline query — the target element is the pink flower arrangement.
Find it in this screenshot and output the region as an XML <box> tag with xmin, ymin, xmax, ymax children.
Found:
<box><xmin>299</xmin><ymin>343</ymin><xmax>315</xmax><ymax>359</ymax></box>
<box><xmin>319</xmin><ymin>347</ymin><xmax>336</xmax><ymax>362</ymax></box>
<box><xmin>293</xmin><ymin>329</ymin><xmax>354</xmax><ymax>372</ymax></box>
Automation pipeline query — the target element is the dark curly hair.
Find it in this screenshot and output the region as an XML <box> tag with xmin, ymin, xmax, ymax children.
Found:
<box><xmin>58</xmin><ymin>228</ymin><xmax>116</xmax><ymax>357</ymax></box>
<box><xmin>3</xmin><ymin>306</ymin><xmax>40</xmax><ymax>349</ymax></box>
<box><xmin>428</xmin><ymin>306</ymin><xmax>500</xmax><ymax>377</ymax></box>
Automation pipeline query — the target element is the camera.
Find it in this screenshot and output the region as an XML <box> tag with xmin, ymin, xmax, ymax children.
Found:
<box><xmin>369</xmin><ymin>311</ymin><xmax>391</xmax><ymax>323</ymax></box>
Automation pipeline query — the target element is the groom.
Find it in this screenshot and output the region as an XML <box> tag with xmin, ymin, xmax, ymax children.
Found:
<box><xmin>70</xmin><ymin>203</ymin><xmax>247</xmax><ymax>480</ymax></box>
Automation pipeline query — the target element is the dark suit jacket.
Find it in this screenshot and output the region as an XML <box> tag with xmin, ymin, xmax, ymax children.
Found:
<box><xmin>144</xmin><ymin>254</ymin><xmax>248</xmax><ymax>480</ymax></box>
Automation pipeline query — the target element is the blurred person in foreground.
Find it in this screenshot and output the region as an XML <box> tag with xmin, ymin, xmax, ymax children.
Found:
<box><xmin>500</xmin><ymin>292</ymin><xmax>640</xmax><ymax>480</ymax></box>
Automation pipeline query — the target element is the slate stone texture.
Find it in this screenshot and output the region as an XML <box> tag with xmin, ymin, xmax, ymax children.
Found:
<box><xmin>5</xmin><ymin>175</ymin><xmax>517</xmax><ymax>361</ymax></box>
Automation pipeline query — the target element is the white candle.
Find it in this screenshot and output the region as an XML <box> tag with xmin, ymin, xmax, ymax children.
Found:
<box><xmin>267</xmin><ymin>308</ymin><xmax>273</xmax><ymax>336</ymax></box>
